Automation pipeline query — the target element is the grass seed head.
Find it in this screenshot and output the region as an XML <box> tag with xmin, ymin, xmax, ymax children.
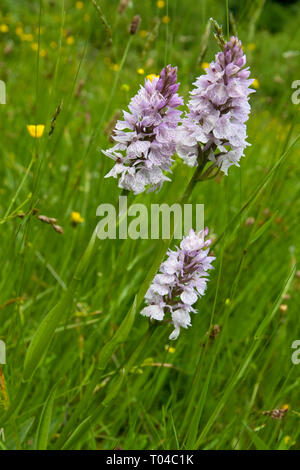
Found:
<box><xmin>130</xmin><ymin>15</ymin><xmax>141</xmax><ymax>35</ymax></box>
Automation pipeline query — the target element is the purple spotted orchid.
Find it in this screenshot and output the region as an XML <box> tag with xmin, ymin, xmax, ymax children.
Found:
<box><xmin>103</xmin><ymin>65</ymin><xmax>183</xmax><ymax>194</ymax></box>
<box><xmin>176</xmin><ymin>36</ymin><xmax>255</xmax><ymax>175</ymax></box>
<box><xmin>141</xmin><ymin>228</ymin><xmax>215</xmax><ymax>339</ymax></box>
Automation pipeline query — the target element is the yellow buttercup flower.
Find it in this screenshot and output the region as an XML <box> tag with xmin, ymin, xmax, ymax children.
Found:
<box><xmin>111</xmin><ymin>63</ymin><xmax>120</xmax><ymax>72</ymax></box>
<box><xmin>66</xmin><ymin>36</ymin><xmax>75</xmax><ymax>45</ymax></box>
<box><xmin>27</xmin><ymin>125</ymin><xmax>45</xmax><ymax>138</ymax></box>
<box><xmin>201</xmin><ymin>62</ymin><xmax>210</xmax><ymax>71</ymax></box>
<box><xmin>39</xmin><ymin>49</ymin><xmax>47</xmax><ymax>58</ymax></box>
<box><xmin>15</xmin><ymin>26</ymin><xmax>23</xmax><ymax>36</ymax></box>
<box><xmin>157</xmin><ymin>0</ymin><xmax>165</xmax><ymax>8</ymax></box>
<box><xmin>165</xmin><ymin>345</ymin><xmax>175</xmax><ymax>354</ymax></box>
<box><xmin>282</xmin><ymin>404</ymin><xmax>290</xmax><ymax>410</ymax></box>
<box><xmin>31</xmin><ymin>43</ymin><xmax>38</xmax><ymax>51</ymax></box>
<box><xmin>146</xmin><ymin>74</ymin><xmax>159</xmax><ymax>82</ymax></box>
<box><xmin>162</xmin><ymin>15</ymin><xmax>170</xmax><ymax>24</ymax></box>
<box><xmin>0</xmin><ymin>24</ymin><xmax>9</xmax><ymax>33</ymax></box>
<box><xmin>137</xmin><ymin>68</ymin><xmax>145</xmax><ymax>75</ymax></box>
<box><xmin>252</xmin><ymin>78</ymin><xmax>259</xmax><ymax>89</ymax></box>
<box><xmin>283</xmin><ymin>435</ymin><xmax>295</xmax><ymax>446</ymax></box>
<box><xmin>139</xmin><ymin>30</ymin><xmax>148</xmax><ymax>38</ymax></box>
<box><xmin>71</xmin><ymin>211</ymin><xmax>84</xmax><ymax>224</ymax></box>
<box><xmin>76</xmin><ymin>1</ymin><xmax>84</xmax><ymax>9</ymax></box>
<box><xmin>248</xmin><ymin>43</ymin><xmax>256</xmax><ymax>51</ymax></box>
<box><xmin>21</xmin><ymin>33</ymin><xmax>34</xmax><ymax>42</ymax></box>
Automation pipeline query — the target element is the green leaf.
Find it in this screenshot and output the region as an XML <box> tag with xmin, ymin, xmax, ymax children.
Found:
<box><xmin>61</xmin><ymin>416</ymin><xmax>92</xmax><ymax>450</ymax></box>
<box><xmin>249</xmin><ymin>215</ymin><xmax>276</xmax><ymax>245</ymax></box>
<box><xmin>97</xmin><ymin>295</ymin><xmax>137</xmax><ymax>374</ymax></box>
<box><xmin>35</xmin><ymin>386</ymin><xmax>56</xmax><ymax>450</ymax></box>
<box><xmin>243</xmin><ymin>422</ymin><xmax>270</xmax><ymax>450</ymax></box>
<box><xmin>23</xmin><ymin>290</ymin><xmax>73</xmax><ymax>380</ymax></box>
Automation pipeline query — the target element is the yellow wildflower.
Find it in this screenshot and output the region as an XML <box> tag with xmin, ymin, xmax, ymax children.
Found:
<box><xmin>139</xmin><ymin>30</ymin><xmax>148</xmax><ymax>38</ymax></box>
<box><xmin>27</xmin><ymin>125</ymin><xmax>45</xmax><ymax>138</ymax></box>
<box><xmin>137</xmin><ymin>68</ymin><xmax>145</xmax><ymax>75</ymax></box>
<box><xmin>15</xmin><ymin>26</ymin><xmax>23</xmax><ymax>36</ymax></box>
<box><xmin>71</xmin><ymin>211</ymin><xmax>84</xmax><ymax>224</ymax></box>
<box><xmin>283</xmin><ymin>435</ymin><xmax>295</xmax><ymax>446</ymax></box>
<box><xmin>21</xmin><ymin>33</ymin><xmax>34</xmax><ymax>42</ymax></box>
<box><xmin>76</xmin><ymin>1</ymin><xmax>84</xmax><ymax>9</ymax></box>
<box><xmin>146</xmin><ymin>74</ymin><xmax>159</xmax><ymax>82</ymax></box>
<box><xmin>162</xmin><ymin>16</ymin><xmax>170</xmax><ymax>24</ymax></box>
<box><xmin>157</xmin><ymin>0</ymin><xmax>165</xmax><ymax>8</ymax></box>
<box><xmin>0</xmin><ymin>24</ymin><xmax>9</xmax><ymax>33</ymax></box>
<box><xmin>165</xmin><ymin>345</ymin><xmax>175</xmax><ymax>354</ymax></box>
<box><xmin>201</xmin><ymin>62</ymin><xmax>210</xmax><ymax>71</ymax></box>
<box><xmin>66</xmin><ymin>36</ymin><xmax>75</xmax><ymax>45</ymax></box>
<box><xmin>31</xmin><ymin>43</ymin><xmax>38</xmax><ymax>51</ymax></box>
<box><xmin>252</xmin><ymin>78</ymin><xmax>259</xmax><ymax>89</ymax></box>
<box><xmin>282</xmin><ymin>404</ymin><xmax>290</xmax><ymax>410</ymax></box>
<box><xmin>50</xmin><ymin>41</ymin><xmax>57</xmax><ymax>49</ymax></box>
<box><xmin>112</xmin><ymin>63</ymin><xmax>120</xmax><ymax>72</ymax></box>
<box><xmin>39</xmin><ymin>49</ymin><xmax>47</xmax><ymax>57</ymax></box>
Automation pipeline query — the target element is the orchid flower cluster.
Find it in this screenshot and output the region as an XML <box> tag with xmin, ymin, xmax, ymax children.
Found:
<box><xmin>141</xmin><ymin>229</ymin><xmax>215</xmax><ymax>339</ymax></box>
<box><xmin>103</xmin><ymin>65</ymin><xmax>183</xmax><ymax>194</ymax></box>
<box><xmin>176</xmin><ymin>36</ymin><xmax>255</xmax><ymax>174</ymax></box>
<box><xmin>103</xmin><ymin>36</ymin><xmax>254</xmax><ymax>188</ymax></box>
<box><xmin>102</xmin><ymin>32</ymin><xmax>254</xmax><ymax>339</ymax></box>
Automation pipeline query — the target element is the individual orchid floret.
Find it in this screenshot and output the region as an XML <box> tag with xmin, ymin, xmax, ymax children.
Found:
<box><xmin>103</xmin><ymin>65</ymin><xmax>183</xmax><ymax>194</ymax></box>
<box><xmin>141</xmin><ymin>228</ymin><xmax>215</xmax><ymax>340</ymax></box>
<box><xmin>176</xmin><ymin>36</ymin><xmax>255</xmax><ymax>175</ymax></box>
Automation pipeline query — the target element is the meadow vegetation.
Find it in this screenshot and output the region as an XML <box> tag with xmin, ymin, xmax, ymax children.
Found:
<box><xmin>0</xmin><ymin>0</ymin><xmax>300</xmax><ymax>450</ymax></box>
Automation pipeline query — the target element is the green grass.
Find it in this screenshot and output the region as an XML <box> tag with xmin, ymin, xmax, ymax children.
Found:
<box><xmin>0</xmin><ymin>0</ymin><xmax>300</xmax><ymax>450</ymax></box>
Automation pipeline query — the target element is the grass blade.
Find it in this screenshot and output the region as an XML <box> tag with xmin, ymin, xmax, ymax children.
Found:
<box><xmin>35</xmin><ymin>386</ymin><xmax>56</xmax><ymax>450</ymax></box>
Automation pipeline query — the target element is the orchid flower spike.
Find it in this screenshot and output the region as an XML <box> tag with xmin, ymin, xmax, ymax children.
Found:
<box><xmin>176</xmin><ymin>36</ymin><xmax>255</xmax><ymax>175</ymax></box>
<box><xmin>141</xmin><ymin>228</ymin><xmax>215</xmax><ymax>340</ymax></box>
<box><xmin>103</xmin><ymin>65</ymin><xmax>183</xmax><ymax>194</ymax></box>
